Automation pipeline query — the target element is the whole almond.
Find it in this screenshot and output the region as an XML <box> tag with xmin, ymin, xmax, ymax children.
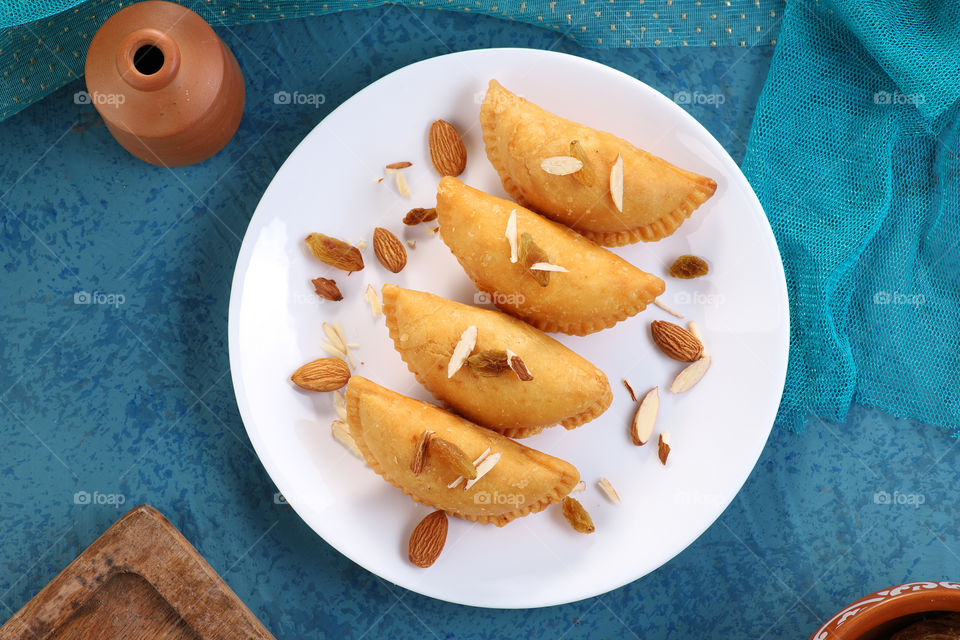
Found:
<box><xmin>650</xmin><ymin>320</ymin><xmax>703</xmax><ymax>362</ymax></box>
<box><xmin>291</xmin><ymin>357</ymin><xmax>350</xmax><ymax>391</ymax></box>
<box><xmin>408</xmin><ymin>510</ymin><xmax>448</xmax><ymax>567</ymax></box>
<box><xmin>311</xmin><ymin>277</ymin><xmax>343</xmax><ymax>301</ymax></box>
<box><xmin>373</xmin><ymin>227</ymin><xmax>407</xmax><ymax>273</ymax></box>
<box><xmin>429</xmin><ymin>120</ymin><xmax>467</xmax><ymax>177</ymax></box>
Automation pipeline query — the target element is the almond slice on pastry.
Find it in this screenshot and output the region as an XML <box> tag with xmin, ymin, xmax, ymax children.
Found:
<box><xmin>480</xmin><ymin>79</ymin><xmax>717</xmax><ymax>246</ymax></box>
<box><xmin>382</xmin><ymin>284</ymin><xmax>612</xmax><ymax>438</ymax></box>
<box><xmin>435</xmin><ymin>177</ymin><xmax>665</xmax><ymax>335</ymax></box>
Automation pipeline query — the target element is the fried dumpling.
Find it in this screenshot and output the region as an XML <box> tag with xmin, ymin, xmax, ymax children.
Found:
<box><xmin>435</xmin><ymin>177</ymin><xmax>665</xmax><ymax>335</ymax></box>
<box><xmin>480</xmin><ymin>79</ymin><xmax>717</xmax><ymax>246</ymax></box>
<box><xmin>345</xmin><ymin>376</ymin><xmax>580</xmax><ymax>526</ymax></box>
<box><xmin>382</xmin><ymin>284</ymin><xmax>612</xmax><ymax>438</ymax></box>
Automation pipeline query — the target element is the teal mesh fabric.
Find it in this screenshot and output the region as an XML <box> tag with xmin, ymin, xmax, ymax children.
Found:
<box><xmin>742</xmin><ymin>0</ymin><xmax>960</xmax><ymax>432</ymax></box>
<box><xmin>0</xmin><ymin>0</ymin><xmax>784</xmax><ymax>121</ymax></box>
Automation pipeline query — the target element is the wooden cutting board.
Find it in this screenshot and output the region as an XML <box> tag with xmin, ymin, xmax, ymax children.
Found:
<box><xmin>0</xmin><ymin>505</ymin><xmax>275</xmax><ymax>640</ymax></box>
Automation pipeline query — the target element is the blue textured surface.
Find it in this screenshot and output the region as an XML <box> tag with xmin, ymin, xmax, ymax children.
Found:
<box><xmin>2</xmin><ymin>7</ymin><xmax>958</xmax><ymax>639</ymax></box>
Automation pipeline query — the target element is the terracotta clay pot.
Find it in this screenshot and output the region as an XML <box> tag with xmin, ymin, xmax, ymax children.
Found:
<box><xmin>810</xmin><ymin>581</ymin><xmax>960</xmax><ymax>640</ymax></box>
<box><xmin>84</xmin><ymin>0</ymin><xmax>245</xmax><ymax>166</ymax></box>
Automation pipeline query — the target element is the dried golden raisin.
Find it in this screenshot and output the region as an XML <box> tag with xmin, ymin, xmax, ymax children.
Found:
<box><xmin>561</xmin><ymin>497</ymin><xmax>595</xmax><ymax>534</ymax></box>
<box><xmin>305</xmin><ymin>233</ymin><xmax>364</xmax><ymax>272</ymax></box>
<box><xmin>403</xmin><ymin>207</ymin><xmax>438</xmax><ymax>225</ymax></box>
<box><xmin>466</xmin><ymin>350</ymin><xmax>511</xmax><ymax>376</ymax></box>
<box><xmin>518</xmin><ymin>232</ymin><xmax>551</xmax><ymax>286</ymax></box>
<box><xmin>429</xmin><ymin>437</ymin><xmax>478</xmax><ymax>480</ymax></box>
<box><xmin>569</xmin><ymin>140</ymin><xmax>595</xmax><ymax>187</ymax></box>
<box><xmin>668</xmin><ymin>254</ymin><xmax>709</xmax><ymax>279</ymax></box>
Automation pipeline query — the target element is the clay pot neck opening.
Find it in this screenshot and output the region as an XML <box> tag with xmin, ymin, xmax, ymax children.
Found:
<box><xmin>116</xmin><ymin>29</ymin><xmax>180</xmax><ymax>91</ymax></box>
<box><xmin>133</xmin><ymin>44</ymin><xmax>164</xmax><ymax>75</ymax></box>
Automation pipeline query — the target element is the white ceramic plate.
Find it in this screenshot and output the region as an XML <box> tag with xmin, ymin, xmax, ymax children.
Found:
<box><xmin>228</xmin><ymin>48</ymin><xmax>788</xmax><ymax>608</ymax></box>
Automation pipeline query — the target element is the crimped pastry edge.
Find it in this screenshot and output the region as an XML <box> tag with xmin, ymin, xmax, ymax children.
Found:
<box><xmin>345</xmin><ymin>377</ymin><xmax>579</xmax><ymax>527</ymax></box>
<box><xmin>481</xmin><ymin>80</ymin><xmax>717</xmax><ymax>247</ymax></box>
<box><xmin>381</xmin><ymin>284</ymin><xmax>610</xmax><ymax>435</ymax></box>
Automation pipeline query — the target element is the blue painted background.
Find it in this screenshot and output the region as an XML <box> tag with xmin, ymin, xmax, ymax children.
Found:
<box><xmin>2</xmin><ymin>6</ymin><xmax>957</xmax><ymax>639</ymax></box>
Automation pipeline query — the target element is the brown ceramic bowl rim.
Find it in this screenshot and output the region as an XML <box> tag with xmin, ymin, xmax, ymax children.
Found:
<box><xmin>810</xmin><ymin>581</ymin><xmax>960</xmax><ymax>639</ymax></box>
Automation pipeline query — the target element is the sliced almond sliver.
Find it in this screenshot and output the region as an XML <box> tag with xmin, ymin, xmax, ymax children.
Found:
<box><xmin>321</xmin><ymin>341</ymin><xmax>347</xmax><ymax>359</ymax></box>
<box><xmin>505</xmin><ymin>349</ymin><xmax>533</xmax><ymax>381</ymax></box>
<box><xmin>541</xmin><ymin>156</ymin><xmax>584</xmax><ymax>176</ymax></box>
<box><xmin>688</xmin><ymin>320</ymin><xmax>708</xmax><ymax>356</ymax></box>
<box><xmin>529</xmin><ymin>262</ymin><xmax>569</xmax><ymax>272</ymax></box>
<box><xmin>323</xmin><ymin>322</ymin><xmax>355</xmax><ymax>368</ymax></box>
<box><xmin>332</xmin><ymin>390</ymin><xmax>347</xmax><ymax>420</ymax></box>
<box><xmin>464</xmin><ymin>452</ymin><xmax>502</xmax><ymax>490</ymax></box>
<box><xmin>658</xmin><ymin>432</ymin><xmax>671</xmax><ymax>465</ymax></box>
<box><xmin>339</xmin><ymin>329</ymin><xmax>357</xmax><ymax>368</ymax></box>
<box><xmin>622</xmin><ymin>379</ymin><xmax>638</xmax><ymax>402</ymax></box>
<box><xmin>670</xmin><ymin>356</ymin><xmax>712</xmax><ymax>393</ymax></box>
<box><xmin>505</xmin><ymin>210</ymin><xmax>519</xmax><ymax>264</ymax></box>
<box><xmin>654</xmin><ymin>297</ymin><xmax>684</xmax><ymax>319</ymax></box>
<box><xmin>365</xmin><ymin>284</ymin><xmax>382</xmax><ymax>317</ymax></box>
<box><xmin>333</xmin><ymin>322</ymin><xmax>348</xmax><ymax>346</ymax></box>
<box><xmin>331</xmin><ymin>419</ymin><xmax>363</xmax><ymax>459</ymax></box>
<box><xmin>598</xmin><ymin>477</ymin><xmax>621</xmax><ymax>504</ymax></box>
<box><xmin>411</xmin><ymin>430</ymin><xmax>433</xmax><ymax>474</ymax></box>
<box><xmin>609</xmin><ymin>153</ymin><xmax>624</xmax><ymax>213</ymax></box>
<box><xmin>631</xmin><ymin>387</ymin><xmax>659</xmax><ymax>446</ymax></box>
<box><xmin>570</xmin><ymin>480</ymin><xmax>586</xmax><ymax>494</ymax></box>
<box><xmin>447</xmin><ymin>325</ymin><xmax>478</xmax><ymax>378</ymax></box>
<box><xmin>447</xmin><ymin>447</ymin><xmax>491</xmax><ymax>489</ymax></box>
<box><xmin>323</xmin><ymin>323</ymin><xmax>344</xmax><ymax>351</ymax></box>
<box><xmin>395</xmin><ymin>172</ymin><xmax>411</xmax><ymax>197</ymax></box>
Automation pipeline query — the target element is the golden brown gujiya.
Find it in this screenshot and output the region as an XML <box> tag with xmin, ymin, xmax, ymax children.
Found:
<box><xmin>435</xmin><ymin>177</ymin><xmax>665</xmax><ymax>335</ymax></box>
<box><xmin>345</xmin><ymin>376</ymin><xmax>580</xmax><ymax>526</ymax></box>
<box><xmin>480</xmin><ymin>79</ymin><xmax>717</xmax><ymax>246</ymax></box>
<box><xmin>382</xmin><ymin>284</ymin><xmax>612</xmax><ymax>438</ymax></box>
